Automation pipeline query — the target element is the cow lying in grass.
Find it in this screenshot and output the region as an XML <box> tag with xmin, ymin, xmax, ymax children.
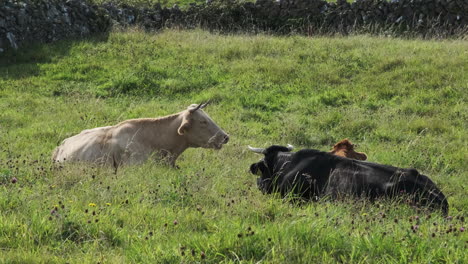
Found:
<box><xmin>330</xmin><ymin>138</ymin><xmax>367</xmax><ymax>161</ymax></box>
<box><xmin>53</xmin><ymin>103</ymin><xmax>229</xmax><ymax>170</ymax></box>
<box><xmin>248</xmin><ymin>145</ymin><xmax>448</xmax><ymax>215</ymax></box>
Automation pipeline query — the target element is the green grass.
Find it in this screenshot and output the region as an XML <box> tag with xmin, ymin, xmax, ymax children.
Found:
<box><xmin>0</xmin><ymin>29</ymin><xmax>467</xmax><ymax>263</ymax></box>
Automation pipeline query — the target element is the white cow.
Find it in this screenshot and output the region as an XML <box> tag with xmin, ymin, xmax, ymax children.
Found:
<box><xmin>52</xmin><ymin>103</ymin><xmax>229</xmax><ymax>169</ymax></box>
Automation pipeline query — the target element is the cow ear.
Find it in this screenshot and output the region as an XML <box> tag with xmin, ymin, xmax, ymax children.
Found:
<box><xmin>178</xmin><ymin>120</ymin><xmax>190</xmax><ymax>135</ymax></box>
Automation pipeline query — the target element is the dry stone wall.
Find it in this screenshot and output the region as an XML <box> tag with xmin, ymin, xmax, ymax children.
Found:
<box><xmin>1</xmin><ymin>0</ymin><xmax>467</xmax><ymax>51</ymax></box>
<box><xmin>0</xmin><ymin>0</ymin><xmax>110</xmax><ymax>52</ymax></box>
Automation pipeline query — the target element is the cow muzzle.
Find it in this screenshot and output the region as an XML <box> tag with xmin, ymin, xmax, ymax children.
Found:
<box><xmin>222</xmin><ymin>134</ymin><xmax>229</xmax><ymax>144</ymax></box>
<box><xmin>250</xmin><ymin>163</ymin><xmax>260</xmax><ymax>175</ymax></box>
<box><xmin>209</xmin><ymin>132</ymin><xmax>229</xmax><ymax>149</ymax></box>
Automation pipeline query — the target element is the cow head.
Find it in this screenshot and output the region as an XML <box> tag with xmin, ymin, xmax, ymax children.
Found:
<box><xmin>248</xmin><ymin>144</ymin><xmax>294</xmax><ymax>194</ymax></box>
<box><xmin>330</xmin><ymin>139</ymin><xmax>367</xmax><ymax>161</ymax></box>
<box><xmin>178</xmin><ymin>103</ymin><xmax>229</xmax><ymax>149</ymax></box>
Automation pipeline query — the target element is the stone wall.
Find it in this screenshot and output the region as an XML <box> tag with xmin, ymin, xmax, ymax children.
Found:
<box><xmin>1</xmin><ymin>0</ymin><xmax>467</xmax><ymax>51</ymax></box>
<box><xmin>0</xmin><ymin>0</ymin><xmax>110</xmax><ymax>52</ymax></box>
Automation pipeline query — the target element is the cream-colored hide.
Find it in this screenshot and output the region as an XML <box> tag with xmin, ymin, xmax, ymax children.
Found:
<box><xmin>52</xmin><ymin>103</ymin><xmax>229</xmax><ymax>168</ymax></box>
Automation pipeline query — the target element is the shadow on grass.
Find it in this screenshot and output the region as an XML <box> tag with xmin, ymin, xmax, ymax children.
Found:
<box><xmin>0</xmin><ymin>33</ymin><xmax>110</xmax><ymax>81</ymax></box>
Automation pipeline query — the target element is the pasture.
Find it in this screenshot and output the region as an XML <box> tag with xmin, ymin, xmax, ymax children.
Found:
<box><xmin>0</xmin><ymin>29</ymin><xmax>467</xmax><ymax>263</ymax></box>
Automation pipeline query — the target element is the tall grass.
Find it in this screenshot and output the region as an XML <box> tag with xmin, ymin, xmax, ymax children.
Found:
<box><xmin>0</xmin><ymin>29</ymin><xmax>466</xmax><ymax>262</ymax></box>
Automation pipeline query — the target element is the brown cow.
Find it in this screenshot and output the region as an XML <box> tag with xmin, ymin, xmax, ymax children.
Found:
<box><xmin>329</xmin><ymin>139</ymin><xmax>367</xmax><ymax>160</ymax></box>
<box><xmin>52</xmin><ymin>103</ymin><xmax>229</xmax><ymax>169</ymax></box>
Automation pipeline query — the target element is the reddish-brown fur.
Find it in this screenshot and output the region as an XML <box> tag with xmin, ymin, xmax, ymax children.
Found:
<box><xmin>330</xmin><ymin>139</ymin><xmax>367</xmax><ymax>161</ymax></box>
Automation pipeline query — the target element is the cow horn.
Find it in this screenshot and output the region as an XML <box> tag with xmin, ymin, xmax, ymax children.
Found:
<box><xmin>189</xmin><ymin>103</ymin><xmax>203</xmax><ymax>113</ymax></box>
<box><xmin>287</xmin><ymin>144</ymin><xmax>294</xmax><ymax>151</ymax></box>
<box><xmin>200</xmin><ymin>101</ymin><xmax>210</xmax><ymax>109</ymax></box>
<box><xmin>248</xmin><ymin>145</ymin><xmax>265</xmax><ymax>154</ymax></box>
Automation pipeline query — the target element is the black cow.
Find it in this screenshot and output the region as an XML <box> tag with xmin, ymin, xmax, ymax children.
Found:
<box><xmin>248</xmin><ymin>145</ymin><xmax>449</xmax><ymax>215</ymax></box>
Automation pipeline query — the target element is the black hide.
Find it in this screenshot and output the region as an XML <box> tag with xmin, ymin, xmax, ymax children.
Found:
<box><xmin>250</xmin><ymin>145</ymin><xmax>449</xmax><ymax>215</ymax></box>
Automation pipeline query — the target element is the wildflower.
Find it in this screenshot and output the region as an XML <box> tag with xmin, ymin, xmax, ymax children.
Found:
<box><xmin>173</xmin><ymin>220</ymin><xmax>178</xmax><ymax>225</ymax></box>
<box><xmin>89</xmin><ymin>203</ymin><xmax>97</xmax><ymax>207</ymax></box>
<box><xmin>106</xmin><ymin>203</ymin><xmax>111</xmax><ymax>206</ymax></box>
<box><xmin>461</xmin><ymin>227</ymin><xmax>465</xmax><ymax>232</ymax></box>
<box><xmin>415</xmin><ymin>215</ymin><xmax>421</xmax><ymax>225</ymax></box>
<box><xmin>11</xmin><ymin>177</ymin><xmax>17</xmax><ymax>184</ymax></box>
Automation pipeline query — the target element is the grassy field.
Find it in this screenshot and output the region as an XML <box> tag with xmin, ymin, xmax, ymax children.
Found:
<box><xmin>0</xmin><ymin>29</ymin><xmax>467</xmax><ymax>263</ymax></box>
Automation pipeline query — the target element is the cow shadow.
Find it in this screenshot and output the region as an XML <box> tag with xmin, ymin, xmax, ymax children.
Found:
<box><xmin>0</xmin><ymin>33</ymin><xmax>110</xmax><ymax>81</ymax></box>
